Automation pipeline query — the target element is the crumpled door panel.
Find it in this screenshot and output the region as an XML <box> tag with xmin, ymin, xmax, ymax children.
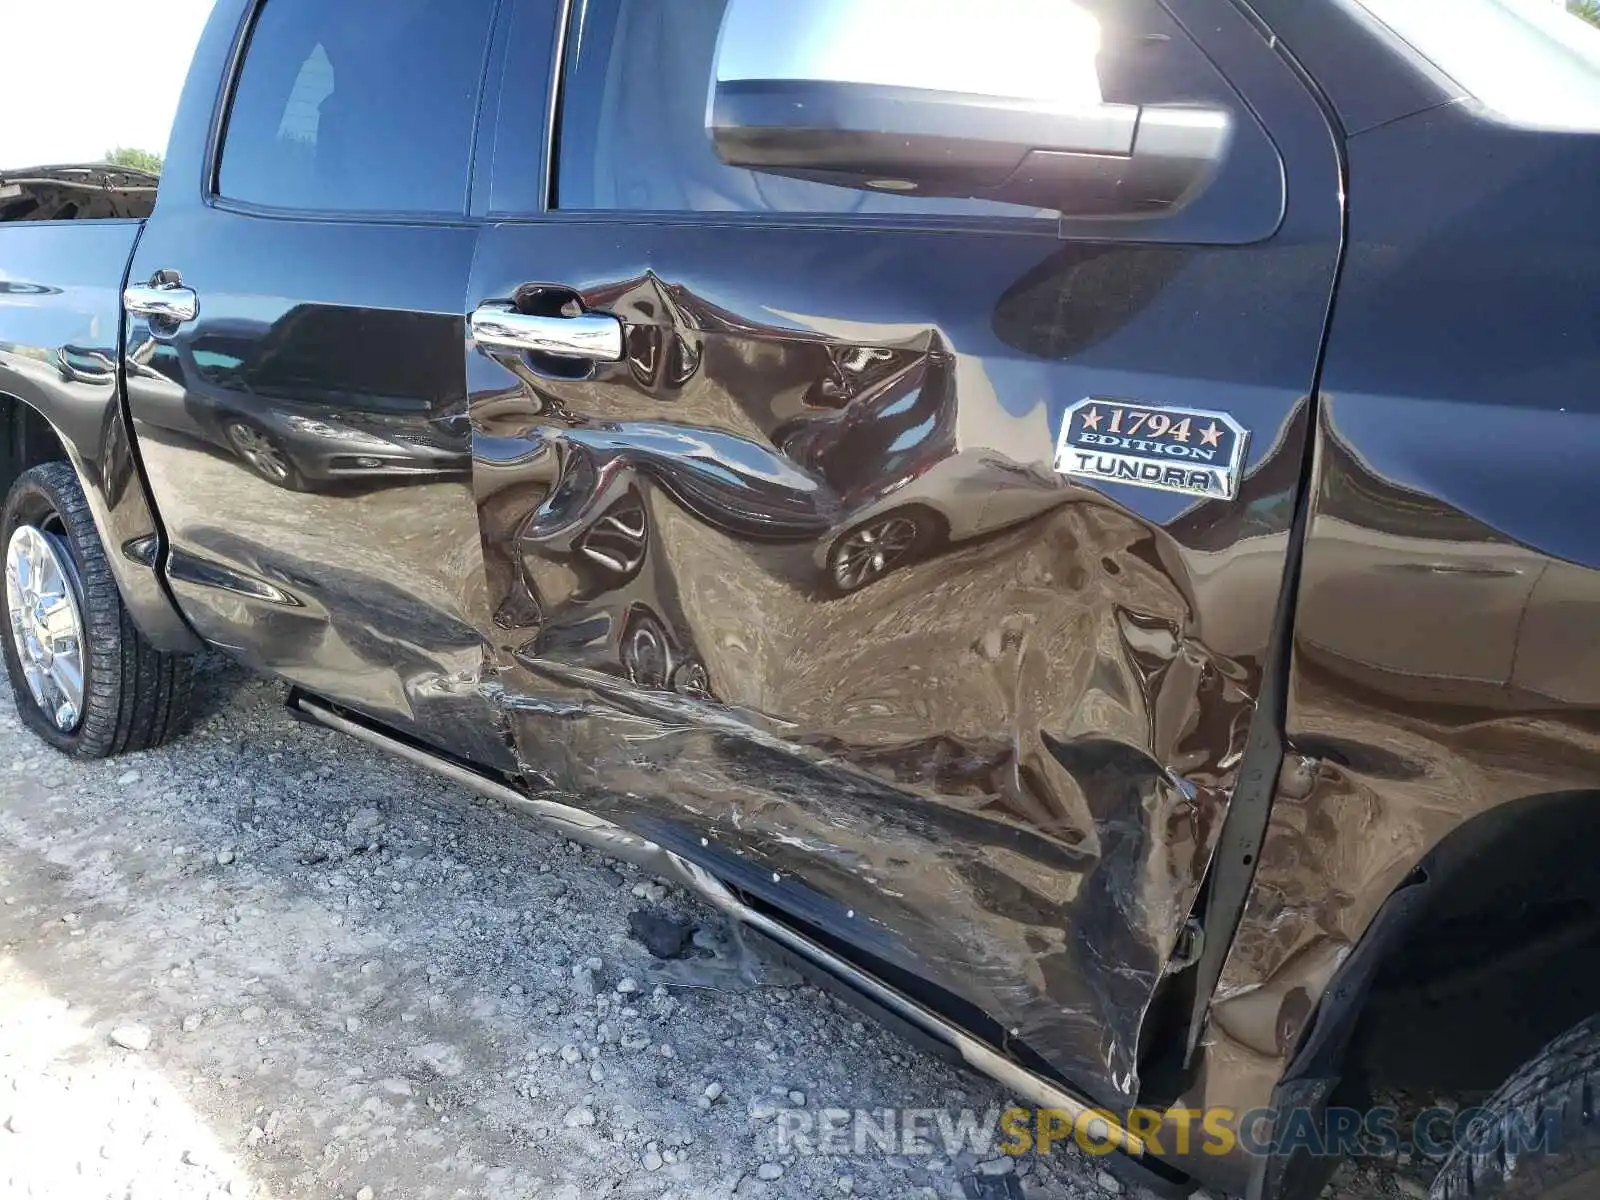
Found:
<box><xmin>466</xmin><ymin>208</ymin><xmax>1338</xmax><ymax>1103</ymax></box>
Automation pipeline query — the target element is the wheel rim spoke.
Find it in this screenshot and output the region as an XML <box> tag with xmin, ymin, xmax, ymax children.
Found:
<box><xmin>834</xmin><ymin>517</ymin><xmax>921</xmax><ymax>589</ymax></box>
<box><xmin>231</xmin><ymin>426</ymin><xmax>289</xmax><ymax>480</ymax></box>
<box><xmin>48</xmin><ymin>653</ymin><xmax>82</xmax><ymax>700</ymax></box>
<box><xmin>5</xmin><ymin>522</ymin><xmax>87</xmax><ymax>732</ymax></box>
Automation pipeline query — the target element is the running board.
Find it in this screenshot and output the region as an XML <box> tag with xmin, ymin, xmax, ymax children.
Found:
<box><xmin>290</xmin><ymin>691</ymin><xmax>1151</xmax><ymax>1159</ymax></box>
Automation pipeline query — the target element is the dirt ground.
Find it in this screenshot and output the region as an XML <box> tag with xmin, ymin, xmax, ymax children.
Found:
<box><xmin>0</xmin><ymin>660</ymin><xmax>1429</xmax><ymax>1199</ymax></box>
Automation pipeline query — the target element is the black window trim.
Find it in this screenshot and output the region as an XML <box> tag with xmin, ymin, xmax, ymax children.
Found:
<box><xmin>540</xmin><ymin>0</ymin><xmax>574</xmax><ymax>216</ymax></box>
<box><xmin>203</xmin><ymin>0</ymin><xmax>508</xmax><ymax>226</ymax></box>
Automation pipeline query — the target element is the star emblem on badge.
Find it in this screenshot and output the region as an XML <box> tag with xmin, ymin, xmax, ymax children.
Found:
<box><xmin>1081</xmin><ymin>407</ymin><xmax>1102</xmax><ymax>431</ymax></box>
<box><xmin>1200</xmin><ymin>421</ymin><xmax>1224</xmax><ymax>448</ymax></box>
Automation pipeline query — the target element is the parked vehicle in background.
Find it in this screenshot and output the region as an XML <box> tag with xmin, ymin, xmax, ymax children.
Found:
<box><xmin>3</xmin><ymin>0</ymin><xmax>1600</xmax><ymax>1195</ymax></box>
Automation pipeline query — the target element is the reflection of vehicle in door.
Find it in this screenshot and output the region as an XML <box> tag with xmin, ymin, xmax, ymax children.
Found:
<box><xmin>6</xmin><ymin>0</ymin><xmax>1600</xmax><ymax>1198</ymax></box>
<box><xmin>489</xmin><ymin>299</ymin><xmax>1082</xmax><ymax>593</ymax></box>
<box><xmin>53</xmin><ymin>345</ymin><xmax>116</xmax><ymax>384</ymax></box>
<box><xmin>126</xmin><ymin>312</ymin><xmax>471</xmax><ymax>491</ymax></box>
<box><xmin>818</xmin><ymin>454</ymin><xmax>1077</xmax><ymax>592</ymax></box>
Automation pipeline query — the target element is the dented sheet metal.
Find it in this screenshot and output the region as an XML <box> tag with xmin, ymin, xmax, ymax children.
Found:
<box><xmin>1197</xmin><ymin>415</ymin><xmax>1600</xmax><ymax>1148</ymax></box>
<box><xmin>466</xmin><ymin>213</ymin><xmax>1340</xmax><ymax>1103</ymax></box>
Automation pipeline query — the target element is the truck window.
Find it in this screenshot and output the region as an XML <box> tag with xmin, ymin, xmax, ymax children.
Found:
<box><xmin>554</xmin><ymin>0</ymin><xmax>1050</xmax><ymax>219</ymax></box>
<box><xmin>1352</xmin><ymin>0</ymin><xmax>1600</xmax><ymax>129</ymax></box>
<box><xmin>217</xmin><ymin>0</ymin><xmax>496</xmax><ymax>215</ymax></box>
<box><xmin>551</xmin><ymin>0</ymin><xmax>1269</xmax><ymax>225</ymax></box>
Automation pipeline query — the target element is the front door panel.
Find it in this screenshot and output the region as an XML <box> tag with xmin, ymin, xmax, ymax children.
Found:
<box><xmin>469</xmin><ymin>0</ymin><xmax>1340</xmax><ymax>1103</ymax></box>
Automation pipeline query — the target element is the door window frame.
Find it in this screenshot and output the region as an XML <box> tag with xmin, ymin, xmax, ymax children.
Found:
<box><xmin>487</xmin><ymin>0</ymin><xmax>1296</xmax><ymax>244</ymax></box>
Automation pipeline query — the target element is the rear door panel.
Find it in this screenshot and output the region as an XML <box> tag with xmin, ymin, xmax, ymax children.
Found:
<box><xmin>469</xmin><ymin>0</ymin><xmax>1341</xmax><ymax>1103</ymax></box>
<box><xmin>122</xmin><ymin>0</ymin><xmax>512</xmax><ymax>767</ymax></box>
<box><xmin>127</xmin><ymin>211</ymin><xmax>507</xmax><ymax>764</ymax></box>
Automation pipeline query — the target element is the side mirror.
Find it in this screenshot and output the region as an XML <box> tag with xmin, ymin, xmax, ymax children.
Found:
<box><xmin>707</xmin><ymin>0</ymin><xmax>1230</xmax><ymax>218</ymax></box>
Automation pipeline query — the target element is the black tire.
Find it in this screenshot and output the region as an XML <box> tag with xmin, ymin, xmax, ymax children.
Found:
<box><xmin>1432</xmin><ymin>1014</ymin><xmax>1600</xmax><ymax>1198</ymax></box>
<box><xmin>0</xmin><ymin>461</ymin><xmax>192</xmax><ymax>757</ymax></box>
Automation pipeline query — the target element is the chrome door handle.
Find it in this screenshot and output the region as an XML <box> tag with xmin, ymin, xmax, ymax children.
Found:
<box><xmin>125</xmin><ymin>276</ymin><xmax>199</xmax><ymax>324</ymax></box>
<box><xmin>470</xmin><ymin>303</ymin><xmax>623</xmax><ymax>362</ymax></box>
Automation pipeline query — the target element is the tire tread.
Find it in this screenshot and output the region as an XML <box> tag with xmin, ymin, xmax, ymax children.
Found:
<box><xmin>1433</xmin><ymin>1015</ymin><xmax>1600</xmax><ymax>1199</ymax></box>
<box><xmin>1</xmin><ymin>462</ymin><xmax>191</xmax><ymax>758</ymax></box>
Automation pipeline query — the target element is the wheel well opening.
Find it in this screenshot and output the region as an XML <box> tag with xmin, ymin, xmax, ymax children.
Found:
<box><xmin>0</xmin><ymin>394</ymin><xmax>69</xmax><ymax>499</ymax></box>
<box><xmin>1353</xmin><ymin>790</ymin><xmax>1600</xmax><ymax>1100</ymax></box>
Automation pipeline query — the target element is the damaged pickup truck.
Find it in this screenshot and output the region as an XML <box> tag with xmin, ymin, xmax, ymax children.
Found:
<box><xmin>3</xmin><ymin>0</ymin><xmax>1600</xmax><ymax>1195</ymax></box>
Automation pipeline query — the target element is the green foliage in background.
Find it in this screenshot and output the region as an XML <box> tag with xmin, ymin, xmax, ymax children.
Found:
<box><xmin>1573</xmin><ymin>0</ymin><xmax>1600</xmax><ymax>29</ymax></box>
<box><xmin>104</xmin><ymin>147</ymin><xmax>163</xmax><ymax>175</ymax></box>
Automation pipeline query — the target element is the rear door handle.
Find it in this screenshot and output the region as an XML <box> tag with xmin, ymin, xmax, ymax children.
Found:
<box><xmin>470</xmin><ymin>302</ymin><xmax>623</xmax><ymax>362</ymax></box>
<box><xmin>124</xmin><ymin>273</ymin><xmax>199</xmax><ymax>324</ymax></box>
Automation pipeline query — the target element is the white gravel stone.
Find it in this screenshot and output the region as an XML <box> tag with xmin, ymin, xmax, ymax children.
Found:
<box><xmin>410</xmin><ymin>1041</ymin><xmax>465</xmax><ymax>1077</ymax></box>
<box><xmin>756</xmin><ymin>1162</ymin><xmax>784</xmax><ymax>1181</ymax></box>
<box><xmin>109</xmin><ymin>1024</ymin><xmax>152</xmax><ymax>1051</ymax></box>
<box><xmin>0</xmin><ymin>664</ymin><xmax>1435</xmax><ymax>1200</ymax></box>
<box><xmin>1095</xmin><ymin>1168</ymin><xmax>1123</xmax><ymax>1193</ymax></box>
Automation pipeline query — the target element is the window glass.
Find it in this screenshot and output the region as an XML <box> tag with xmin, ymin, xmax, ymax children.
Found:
<box><xmin>1353</xmin><ymin>0</ymin><xmax>1600</xmax><ymax>130</ymax></box>
<box><xmin>218</xmin><ymin>0</ymin><xmax>496</xmax><ymax>214</ymax></box>
<box><xmin>555</xmin><ymin>0</ymin><xmax>1052</xmax><ymax>218</ymax></box>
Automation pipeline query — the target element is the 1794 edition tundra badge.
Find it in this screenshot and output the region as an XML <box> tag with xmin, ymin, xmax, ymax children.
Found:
<box><xmin>1053</xmin><ymin>397</ymin><xmax>1250</xmax><ymax>499</ymax></box>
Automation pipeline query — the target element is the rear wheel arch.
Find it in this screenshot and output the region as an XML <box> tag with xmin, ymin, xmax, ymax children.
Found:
<box><xmin>0</xmin><ymin>390</ymin><xmax>201</xmax><ymax>654</ymax></box>
<box><xmin>0</xmin><ymin>390</ymin><xmax>72</xmax><ymax>498</ymax></box>
<box><xmin>1254</xmin><ymin>789</ymin><xmax>1600</xmax><ymax>1198</ymax></box>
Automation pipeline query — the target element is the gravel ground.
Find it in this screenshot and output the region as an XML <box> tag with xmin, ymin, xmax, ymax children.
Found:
<box><xmin>0</xmin><ymin>658</ymin><xmax>1425</xmax><ymax>1199</ymax></box>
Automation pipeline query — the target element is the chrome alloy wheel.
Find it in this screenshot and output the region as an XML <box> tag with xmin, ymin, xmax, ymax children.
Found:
<box><xmin>225</xmin><ymin>422</ymin><xmax>292</xmax><ymax>483</ymax></box>
<box><xmin>5</xmin><ymin>523</ymin><xmax>86</xmax><ymax>732</ymax></box>
<box><xmin>831</xmin><ymin>515</ymin><xmax>921</xmax><ymax>591</ymax></box>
